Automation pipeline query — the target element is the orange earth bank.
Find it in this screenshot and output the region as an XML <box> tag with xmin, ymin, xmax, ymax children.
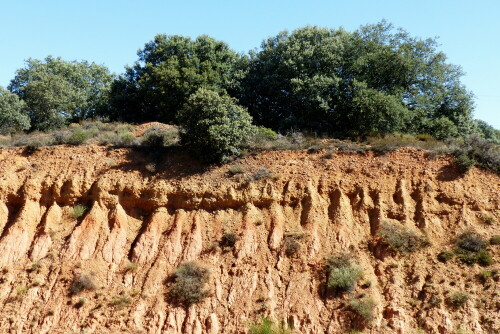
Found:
<box><xmin>0</xmin><ymin>143</ymin><xmax>498</xmax><ymax>333</ymax></box>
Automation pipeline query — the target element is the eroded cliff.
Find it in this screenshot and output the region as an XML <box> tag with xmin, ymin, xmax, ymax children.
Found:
<box><xmin>0</xmin><ymin>144</ymin><xmax>498</xmax><ymax>333</ymax></box>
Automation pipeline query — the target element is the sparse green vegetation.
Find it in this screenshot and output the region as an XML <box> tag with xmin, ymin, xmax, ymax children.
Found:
<box><xmin>124</xmin><ymin>261</ymin><xmax>138</xmax><ymax>273</ymax></box>
<box><xmin>437</xmin><ymin>251</ymin><xmax>454</xmax><ymax>263</ymax></box>
<box><xmin>140</xmin><ymin>126</ymin><xmax>178</xmax><ymax>148</ymax></box>
<box><xmin>447</xmin><ymin>291</ymin><xmax>469</xmax><ymax>307</ymax></box>
<box><xmin>71</xmin><ymin>204</ymin><xmax>88</xmax><ymax>219</ymax></box>
<box><xmin>478</xmin><ymin>270</ymin><xmax>493</xmax><ymax>283</ymax></box>
<box><xmin>110</xmin><ymin>295</ymin><xmax>131</xmax><ymax>308</ymax></box>
<box><xmin>228</xmin><ymin>165</ymin><xmax>244</xmax><ymax>176</ymax></box>
<box><xmin>377</xmin><ymin>221</ymin><xmax>430</xmax><ymax>253</ymax></box>
<box><xmin>453</xmin><ymin>231</ymin><xmax>493</xmax><ymax>266</ymax></box>
<box><xmin>490</xmin><ymin>235</ymin><xmax>500</xmax><ymax>245</ymax></box>
<box><xmin>16</xmin><ymin>285</ymin><xmax>28</xmax><ymax>296</ymax></box>
<box><xmin>168</xmin><ymin>261</ymin><xmax>210</xmax><ymax>306</ymax></box>
<box><xmin>480</xmin><ymin>214</ymin><xmax>495</xmax><ymax>225</ymax></box>
<box><xmin>327</xmin><ymin>253</ymin><xmax>363</xmax><ymax>293</ymax></box>
<box><xmin>247</xmin><ymin>167</ymin><xmax>279</xmax><ymax>181</ymax></box>
<box><xmin>349</xmin><ymin>297</ymin><xmax>376</xmax><ymax>324</ymax></box>
<box><xmin>249</xmin><ymin>317</ymin><xmax>291</xmax><ymax>334</ymax></box>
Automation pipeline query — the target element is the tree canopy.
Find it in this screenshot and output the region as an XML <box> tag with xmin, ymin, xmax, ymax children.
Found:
<box><xmin>2</xmin><ymin>21</ymin><xmax>497</xmax><ymax>147</ymax></box>
<box><xmin>108</xmin><ymin>34</ymin><xmax>243</xmax><ymax>124</ymax></box>
<box><xmin>8</xmin><ymin>56</ymin><xmax>113</xmax><ymax>130</ymax></box>
<box><xmin>0</xmin><ymin>86</ymin><xmax>30</xmax><ymax>135</ymax></box>
<box><xmin>240</xmin><ymin>22</ymin><xmax>475</xmax><ymax>137</ymax></box>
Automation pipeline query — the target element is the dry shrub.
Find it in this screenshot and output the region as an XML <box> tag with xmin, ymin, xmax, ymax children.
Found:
<box><xmin>377</xmin><ymin>221</ymin><xmax>430</xmax><ymax>253</ymax></box>
<box><xmin>169</xmin><ymin>262</ymin><xmax>210</xmax><ymax>306</ymax></box>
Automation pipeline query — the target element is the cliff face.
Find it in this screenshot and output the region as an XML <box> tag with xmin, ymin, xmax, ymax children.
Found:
<box><xmin>0</xmin><ymin>145</ymin><xmax>498</xmax><ymax>334</ymax></box>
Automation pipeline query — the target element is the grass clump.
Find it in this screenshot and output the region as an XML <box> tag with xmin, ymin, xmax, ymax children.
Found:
<box><xmin>169</xmin><ymin>261</ymin><xmax>210</xmax><ymax>306</ymax></box>
<box><xmin>66</xmin><ymin>129</ymin><xmax>92</xmax><ymax>145</ymax></box>
<box><xmin>377</xmin><ymin>221</ymin><xmax>430</xmax><ymax>253</ymax></box>
<box><xmin>249</xmin><ymin>317</ymin><xmax>291</xmax><ymax>334</ymax></box>
<box><xmin>70</xmin><ymin>274</ymin><xmax>97</xmax><ymax>295</ymax></box>
<box><xmin>478</xmin><ymin>270</ymin><xmax>493</xmax><ymax>283</ymax></box>
<box><xmin>490</xmin><ymin>235</ymin><xmax>500</xmax><ymax>245</ymax></box>
<box><xmin>349</xmin><ymin>297</ymin><xmax>376</xmax><ymax>324</ymax></box>
<box><xmin>71</xmin><ymin>204</ymin><xmax>87</xmax><ymax>218</ymax></box>
<box><xmin>228</xmin><ymin>165</ymin><xmax>244</xmax><ymax>176</ymax></box>
<box><xmin>327</xmin><ymin>253</ymin><xmax>363</xmax><ymax>293</ymax></box>
<box><xmin>16</xmin><ymin>285</ymin><xmax>28</xmax><ymax>295</ymax></box>
<box><xmin>110</xmin><ymin>295</ymin><xmax>131</xmax><ymax>309</ymax></box>
<box><xmin>447</xmin><ymin>291</ymin><xmax>469</xmax><ymax>307</ymax></box>
<box><xmin>247</xmin><ymin>167</ymin><xmax>278</xmax><ymax>181</ymax></box>
<box><xmin>124</xmin><ymin>261</ymin><xmax>138</xmax><ymax>273</ymax></box>
<box><xmin>480</xmin><ymin>214</ymin><xmax>495</xmax><ymax>225</ymax></box>
<box><xmin>437</xmin><ymin>251</ymin><xmax>454</xmax><ymax>263</ymax></box>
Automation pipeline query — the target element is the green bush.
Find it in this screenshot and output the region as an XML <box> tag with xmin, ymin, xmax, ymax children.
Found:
<box><xmin>0</xmin><ymin>86</ymin><xmax>30</xmax><ymax>135</ymax></box>
<box><xmin>66</xmin><ymin>129</ymin><xmax>92</xmax><ymax>145</ymax></box>
<box><xmin>249</xmin><ymin>317</ymin><xmax>291</xmax><ymax>334</ymax></box>
<box><xmin>455</xmin><ymin>248</ymin><xmax>493</xmax><ymax>266</ymax></box>
<box><xmin>476</xmin><ymin>249</ymin><xmax>493</xmax><ymax>266</ymax></box>
<box><xmin>349</xmin><ymin>297</ymin><xmax>376</xmax><ymax>324</ymax></box>
<box><xmin>140</xmin><ymin>126</ymin><xmax>178</xmax><ymax>147</ymax></box>
<box><xmin>327</xmin><ymin>253</ymin><xmax>363</xmax><ymax>293</ymax></box>
<box><xmin>450</xmin><ymin>134</ymin><xmax>499</xmax><ymax>173</ymax></box>
<box><xmin>447</xmin><ymin>291</ymin><xmax>469</xmax><ymax>307</ymax></box>
<box><xmin>169</xmin><ymin>262</ymin><xmax>210</xmax><ymax>306</ymax></box>
<box><xmin>377</xmin><ymin>221</ymin><xmax>430</xmax><ymax>253</ymax></box>
<box><xmin>178</xmin><ymin>88</ymin><xmax>256</xmax><ymax>163</ymax></box>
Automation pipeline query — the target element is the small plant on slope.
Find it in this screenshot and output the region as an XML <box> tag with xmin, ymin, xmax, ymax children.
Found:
<box><xmin>168</xmin><ymin>261</ymin><xmax>210</xmax><ymax>306</ymax></box>
<box><xmin>377</xmin><ymin>220</ymin><xmax>430</xmax><ymax>253</ymax></box>
<box><xmin>249</xmin><ymin>317</ymin><xmax>291</xmax><ymax>334</ymax></box>
<box><xmin>327</xmin><ymin>253</ymin><xmax>363</xmax><ymax>293</ymax></box>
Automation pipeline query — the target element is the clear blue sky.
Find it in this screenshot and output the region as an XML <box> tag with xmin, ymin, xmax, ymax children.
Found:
<box><xmin>1</xmin><ymin>0</ymin><xmax>498</xmax><ymax>128</ymax></box>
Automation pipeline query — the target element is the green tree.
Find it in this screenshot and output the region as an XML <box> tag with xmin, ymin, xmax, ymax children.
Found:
<box><xmin>178</xmin><ymin>88</ymin><xmax>255</xmax><ymax>162</ymax></box>
<box><xmin>8</xmin><ymin>56</ymin><xmax>113</xmax><ymax>130</ymax></box>
<box><xmin>241</xmin><ymin>22</ymin><xmax>474</xmax><ymax>138</ymax></box>
<box><xmin>0</xmin><ymin>86</ymin><xmax>30</xmax><ymax>135</ymax></box>
<box><xmin>108</xmin><ymin>34</ymin><xmax>243</xmax><ymax>124</ymax></box>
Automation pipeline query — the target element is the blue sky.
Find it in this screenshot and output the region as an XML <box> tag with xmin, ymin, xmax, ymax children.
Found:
<box><xmin>1</xmin><ymin>0</ymin><xmax>498</xmax><ymax>128</ymax></box>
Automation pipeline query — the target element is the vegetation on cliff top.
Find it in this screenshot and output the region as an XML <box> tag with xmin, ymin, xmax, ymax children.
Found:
<box><xmin>0</xmin><ymin>21</ymin><xmax>498</xmax><ymax>165</ymax></box>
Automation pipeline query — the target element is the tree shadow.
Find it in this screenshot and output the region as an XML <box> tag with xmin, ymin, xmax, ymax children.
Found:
<box><xmin>107</xmin><ymin>146</ymin><xmax>211</xmax><ymax>180</ymax></box>
<box><xmin>436</xmin><ymin>164</ymin><xmax>463</xmax><ymax>182</ymax></box>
